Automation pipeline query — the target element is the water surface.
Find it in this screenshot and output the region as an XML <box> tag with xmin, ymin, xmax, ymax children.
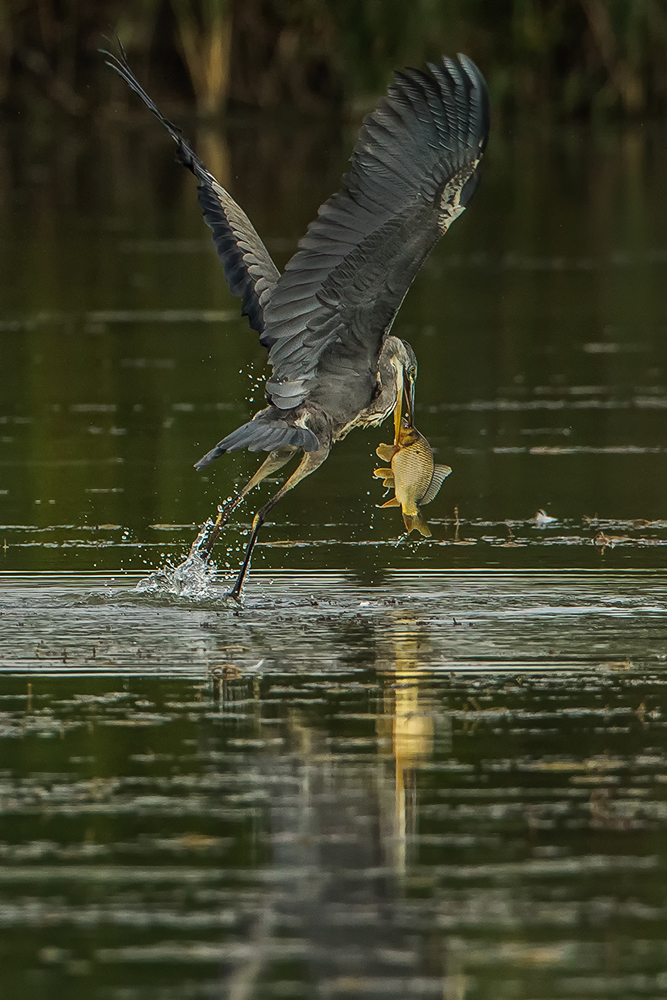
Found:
<box><xmin>1</xmin><ymin>570</ymin><xmax>667</xmax><ymax>999</ymax></box>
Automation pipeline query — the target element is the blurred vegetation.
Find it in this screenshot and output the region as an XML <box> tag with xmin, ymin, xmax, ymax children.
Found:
<box><xmin>3</xmin><ymin>0</ymin><xmax>667</xmax><ymax>118</ymax></box>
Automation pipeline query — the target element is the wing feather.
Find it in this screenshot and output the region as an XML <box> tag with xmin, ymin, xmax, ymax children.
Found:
<box><xmin>260</xmin><ymin>54</ymin><xmax>489</xmax><ymax>407</ymax></box>
<box><xmin>103</xmin><ymin>43</ymin><xmax>279</xmax><ymax>336</ymax></box>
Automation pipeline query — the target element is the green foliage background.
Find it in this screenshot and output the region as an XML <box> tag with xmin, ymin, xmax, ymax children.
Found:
<box><xmin>3</xmin><ymin>0</ymin><xmax>667</xmax><ymax>118</ymax></box>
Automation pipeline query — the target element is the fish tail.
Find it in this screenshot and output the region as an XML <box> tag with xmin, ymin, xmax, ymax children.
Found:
<box><xmin>403</xmin><ymin>509</ymin><xmax>431</xmax><ymax>536</ymax></box>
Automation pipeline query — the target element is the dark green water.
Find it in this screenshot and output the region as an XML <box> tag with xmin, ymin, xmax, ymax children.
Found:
<box><xmin>2</xmin><ymin>109</ymin><xmax>667</xmax><ymax>998</ymax></box>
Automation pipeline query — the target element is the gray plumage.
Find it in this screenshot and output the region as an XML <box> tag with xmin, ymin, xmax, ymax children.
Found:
<box><xmin>262</xmin><ymin>55</ymin><xmax>488</xmax><ymax>414</ymax></box>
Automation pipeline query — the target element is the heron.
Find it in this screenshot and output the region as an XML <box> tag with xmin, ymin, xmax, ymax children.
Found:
<box><xmin>104</xmin><ymin>44</ymin><xmax>489</xmax><ymax>598</ymax></box>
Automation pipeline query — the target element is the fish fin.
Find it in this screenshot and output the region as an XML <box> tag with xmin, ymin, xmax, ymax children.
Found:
<box><xmin>421</xmin><ymin>463</ymin><xmax>452</xmax><ymax>505</ymax></box>
<box><xmin>376</xmin><ymin>442</ymin><xmax>398</xmax><ymax>462</ymax></box>
<box><xmin>381</xmin><ymin>497</ymin><xmax>401</xmax><ymax>508</ymax></box>
<box><xmin>373</xmin><ymin>467</ymin><xmax>394</xmax><ymax>483</ymax></box>
<box><xmin>403</xmin><ymin>510</ymin><xmax>432</xmax><ymax>536</ymax></box>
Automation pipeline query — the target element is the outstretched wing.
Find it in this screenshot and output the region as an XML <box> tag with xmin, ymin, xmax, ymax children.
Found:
<box><xmin>262</xmin><ymin>55</ymin><xmax>489</xmax><ymax>410</ymax></box>
<box><xmin>103</xmin><ymin>43</ymin><xmax>279</xmax><ymax>336</ymax></box>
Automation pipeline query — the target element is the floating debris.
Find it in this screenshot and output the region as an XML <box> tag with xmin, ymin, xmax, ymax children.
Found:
<box><xmin>535</xmin><ymin>509</ymin><xmax>557</xmax><ymax>527</ymax></box>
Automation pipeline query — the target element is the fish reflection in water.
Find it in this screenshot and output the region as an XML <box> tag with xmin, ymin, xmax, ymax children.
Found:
<box><xmin>375</xmin><ymin>418</ymin><xmax>452</xmax><ymax>536</ymax></box>
<box><xmin>222</xmin><ymin>628</ymin><xmax>443</xmax><ymax>998</ymax></box>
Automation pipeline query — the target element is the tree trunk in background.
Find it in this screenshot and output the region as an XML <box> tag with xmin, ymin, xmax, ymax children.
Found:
<box><xmin>4</xmin><ymin>0</ymin><xmax>667</xmax><ymax>118</ymax></box>
<box><xmin>172</xmin><ymin>0</ymin><xmax>233</xmax><ymax>116</ymax></box>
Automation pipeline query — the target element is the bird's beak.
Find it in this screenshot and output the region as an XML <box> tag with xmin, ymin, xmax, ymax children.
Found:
<box><xmin>393</xmin><ymin>369</ymin><xmax>416</xmax><ymax>442</ymax></box>
<box><xmin>393</xmin><ymin>368</ymin><xmax>405</xmax><ymax>442</ymax></box>
<box><xmin>393</xmin><ymin>389</ymin><xmax>403</xmax><ymax>442</ymax></box>
<box><xmin>404</xmin><ymin>372</ymin><xmax>415</xmax><ymax>427</ymax></box>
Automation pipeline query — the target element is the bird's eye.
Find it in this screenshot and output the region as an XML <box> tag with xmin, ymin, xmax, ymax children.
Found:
<box><xmin>408</xmin><ymin>366</ymin><xmax>417</xmax><ymax>378</ymax></box>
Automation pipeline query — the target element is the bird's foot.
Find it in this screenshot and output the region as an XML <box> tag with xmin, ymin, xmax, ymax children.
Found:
<box><xmin>222</xmin><ymin>590</ymin><xmax>243</xmax><ymax>608</ymax></box>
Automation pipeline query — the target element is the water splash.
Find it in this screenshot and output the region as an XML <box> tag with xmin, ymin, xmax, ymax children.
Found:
<box><xmin>135</xmin><ymin>522</ymin><xmax>218</xmax><ymax>599</ymax></box>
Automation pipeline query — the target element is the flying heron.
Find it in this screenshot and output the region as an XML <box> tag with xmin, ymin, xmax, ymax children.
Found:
<box><xmin>104</xmin><ymin>45</ymin><xmax>490</xmax><ymax>598</ymax></box>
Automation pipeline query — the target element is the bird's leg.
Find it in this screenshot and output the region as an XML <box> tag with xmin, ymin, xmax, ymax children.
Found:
<box><xmin>194</xmin><ymin>447</ymin><xmax>297</xmax><ymax>560</ymax></box>
<box><xmin>229</xmin><ymin>448</ymin><xmax>330</xmax><ymax>600</ymax></box>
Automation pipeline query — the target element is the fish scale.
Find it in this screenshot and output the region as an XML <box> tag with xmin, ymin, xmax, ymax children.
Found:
<box><xmin>392</xmin><ymin>440</ymin><xmax>435</xmax><ymax>513</ymax></box>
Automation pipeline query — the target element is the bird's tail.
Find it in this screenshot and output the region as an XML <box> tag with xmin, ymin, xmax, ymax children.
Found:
<box><xmin>194</xmin><ymin>409</ymin><xmax>319</xmax><ymax>470</ymax></box>
<box><xmin>402</xmin><ymin>510</ymin><xmax>432</xmax><ymax>537</ymax></box>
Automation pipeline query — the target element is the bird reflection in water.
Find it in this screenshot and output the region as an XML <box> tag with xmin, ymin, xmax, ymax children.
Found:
<box><xmin>214</xmin><ymin>627</ymin><xmax>459</xmax><ymax>998</ymax></box>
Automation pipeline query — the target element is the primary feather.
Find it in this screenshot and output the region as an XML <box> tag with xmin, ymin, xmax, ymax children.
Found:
<box><xmin>103</xmin><ymin>43</ymin><xmax>279</xmax><ymax>336</ymax></box>
<box><xmin>262</xmin><ymin>54</ymin><xmax>490</xmax><ymax>413</ymax></box>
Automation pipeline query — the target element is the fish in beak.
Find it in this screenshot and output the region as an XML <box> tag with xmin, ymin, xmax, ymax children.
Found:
<box><xmin>375</xmin><ymin>417</ymin><xmax>451</xmax><ymax>537</ymax></box>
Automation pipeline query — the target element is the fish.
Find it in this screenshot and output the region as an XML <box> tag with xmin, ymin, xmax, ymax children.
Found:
<box><xmin>373</xmin><ymin>419</ymin><xmax>451</xmax><ymax>536</ymax></box>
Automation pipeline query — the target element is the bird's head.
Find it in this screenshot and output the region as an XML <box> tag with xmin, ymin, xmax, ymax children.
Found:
<box><xmin>393</xmin><ymin>340</ymin><xmax>417</xmax><ymax>440</ymax></box>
